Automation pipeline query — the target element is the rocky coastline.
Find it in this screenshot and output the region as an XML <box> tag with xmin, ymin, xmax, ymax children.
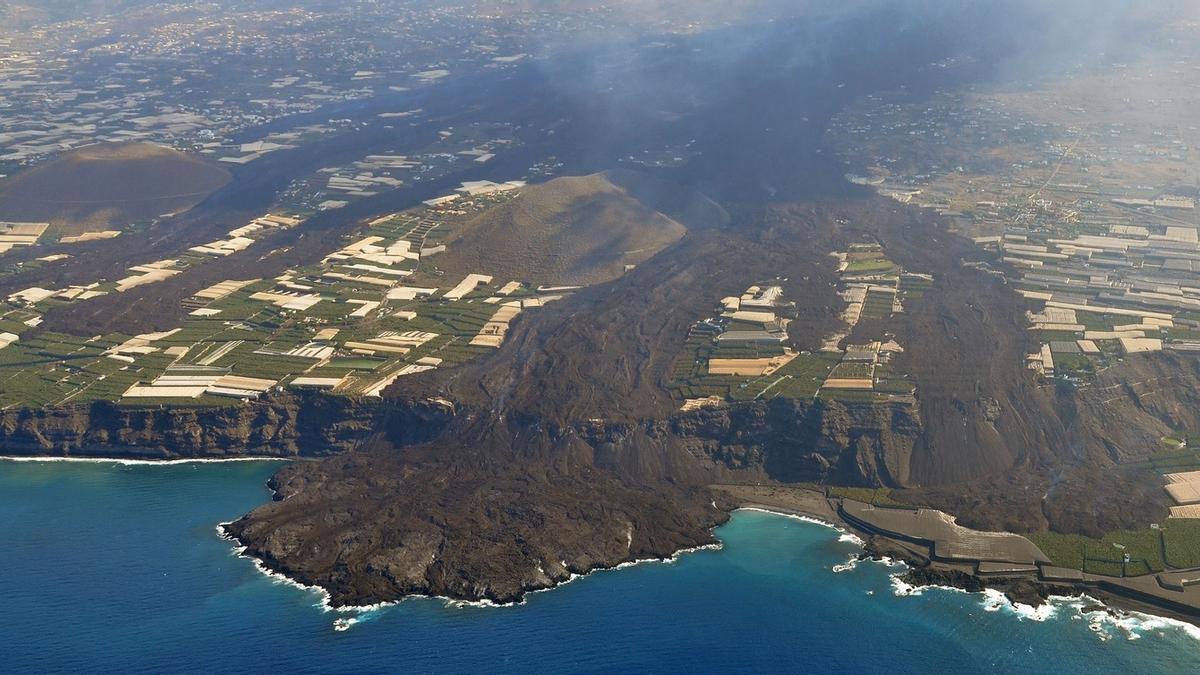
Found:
<box><xmin>5</xmin><ymin>394</ymin><xmax>1200</xmax><ymax>627</ymax></box>
<box><xmin>6</xmin><ymin>386</ymin><xmax>1200</xmax><ymax>626</ymax></box>
<box><xmin>0</xmin><ymin>390</ymin><xmax>458</xmax><ymax>460</ymax></box>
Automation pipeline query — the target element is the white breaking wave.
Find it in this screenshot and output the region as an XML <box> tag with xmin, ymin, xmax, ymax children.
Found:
<box><xmin>443</xmin><ymin>543</ymin><xmax>727</xmax><ymax>609</ymax></box>
<box><xmin>980</xmin><ymin>588</ymin><xmax>1057</xmax><ymax>622</ymax></box>
<box><xmin>3</xmin><ymin>455</ymin><xmax>287</xmax><ymax>467</ymax></box>
<box><xmin>736</xmin><ymin>505</ymin><xmax>869</xmax><ymax>548</ymax></box>
<box><xmin>216</xmin><ymin>522</ymin><xmax>398</xmax><ymax>621</ymax></box>
<box><xmin>1053</xmin><ymin>594</ymin><xmax>1200</xmax><ymax>643</ymax></box>
<box><xmin>838</xmin><ymin>532</ymin><xmax>865</xmax><ymax>546</ymax></box>
<box><xmin>218</xmin><ymin>504</ymin><xmax>1200</xmax><ymax>641</ymax></box>
<box><xmin>890</xmin><ymin>575</ymin><xmax>923</xmax><ymax>597</ymax></box>
<box><xmin>742</xmin><ymin>504</ymin><xmax>1200</xmax><ymax>643</ymax></box>
<box><xmin>832</xmin><ymin>552</ymin><xmax>861</xmax><ymax>574</ymax></box>
<box><xmin>882</xmin><ymin>570</ymin><xmax>1200</xmax><ymax>643</ymax></box>
<box><xmin>832</xmin><ymin>560</ymin><xmax>858</xmax><ymax>574</ymax></box>
<box><xmin>217</xmin><ymin>521</ymin><xmax>724</xmax><ymax>628</ymax></box>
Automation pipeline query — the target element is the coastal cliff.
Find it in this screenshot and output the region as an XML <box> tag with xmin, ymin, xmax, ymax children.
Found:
<box><xmin>216</xmin><ymin>394</ymin><xmax>931</xmax><ymax>607</ymax></box>
<box><xmin>582</xmin><ymin>397</ymin><xmax>922</xmax><ymax>488</ymax></box>
<box><xmin>10</xmin><ymin>195</ymin><xmax>1200</xmax><ymax>611</ymax></box>
<box><xmin>0</xmin><ymin>392</ymin><xmax>371</xmax><ymax>459</ymax></box>
<box><xmin>0</xmin><ymin>386</ymin><xmax>923</xmax><ymax>484</ymax></box>
<box><xmin>0</xmin><ymin>392</ymin><xmax>456</xmax><ymax>460</ymax></box>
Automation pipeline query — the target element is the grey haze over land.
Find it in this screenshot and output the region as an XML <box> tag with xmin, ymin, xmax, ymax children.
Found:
<box><xmin>6</xmin><ymin>0</ymin><xmax>1200</xmax><ymax>639</ymax></box>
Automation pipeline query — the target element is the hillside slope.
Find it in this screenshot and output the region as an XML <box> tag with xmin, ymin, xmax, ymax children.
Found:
<box><xmin>435</xmin><ymin>172</ymin><xmax>688</xmax><ymax>287</ymax></box>
<box><xmin>0</xmin><ymin>142</ymin><xmax>231</xmax><ymax>235</ymax></box>
<box><xmin>224</xmin><ymin>193</ymin><xmax>1194</xmax><ymax>608</ymax></box>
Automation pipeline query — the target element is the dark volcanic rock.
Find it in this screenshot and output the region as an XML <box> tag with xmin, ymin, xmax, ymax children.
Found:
<box><xmin>0</xmin><ymin>392</ymin><xmax>373</xmax><ymax>459</ymax></box>
<box><xmin>902</xmin><ymin>566</ymin><xmax>986</xmax><ymax>594</ymax></box>
<box><xmin>0</xmin><ymin>392</ymin><xmax>455</xmax><ymax>460</ymax></box>
<box><xmin>862</xmin><ymin>535</ymin><xmax>929</xmax><ymax>566</ymax></box>
<box><xmin>220</xmin><ymin>195</ymin><xmax>1196</xmax><ymax>606</ymax></box>
<box><xmin>222</xmin><ymin>418</ymin><xmax>728</xmax><ymax>606</ymax></box>
<box><xmin>9</xmin><ymin>192</ymin><xmax>1197</xmax><ymax>608</ymax></box>
<box><xmin>1004</xmin><ymin>579</ymin><xmax>1049</xmax><ymax>607</ymax></box>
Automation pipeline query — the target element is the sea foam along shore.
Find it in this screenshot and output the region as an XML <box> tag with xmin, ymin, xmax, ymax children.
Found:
<box><xmin>867</xmin><ymin>529</ymin><xmax>1200</xmax><ymax>643</ymax></box>
<box><xmin>1045</xmin><ymin>593</ymin><xmax>1200</xmax><ymax>643</ymax></box>
<box><xmin>220</xmin><ymin>505</ymin><xmax>1200</xmax><ymax>639</ymax></box>
<box><xmin>735</xmin><ymin>506</ymin><xmax>866</xmax><ymax>573</ymax></box>
<box><xmin>1</xmin><ymin>455</ymin><xmax>289</xmax><ymax>467</ymax></box>
<box><xmin>735</xmin><ymin>506</ymin><xmax>862</xmax><ymax>544</ymax></box>
<box><xmin>217</xmin><ymin>520</ymin><xmax>724</xmax><ymax>631</ymax></box>
<box><xmin>975</xmin><ymin>586</ymin><xmax>1200</xmax><ymax>642</ymax></box>
<box><xmin>734</xmin><ymin>506</ymin><xmax>1200</xmax><ymax>643</ymax></box>
<box><xmin>225</xmin><ymin>505</ymin><xmax>863</xmax><ymax>629</ymax></box>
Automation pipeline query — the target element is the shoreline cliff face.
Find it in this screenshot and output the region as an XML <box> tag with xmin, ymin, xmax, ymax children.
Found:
<box><xmin>0</xmin><ymin>388</ymin><xmax>924</xmax><ymax>485</ymax></box>
<box><xmin>0</xmin><ymin>392</ymin><xmax>371</xmax><ymax>459</ymax></box>
<box><xmin>0</xmin><ymin>393</ymin><xmax>456</xmax><ymax>460</ymax></box>
<box><xmin>9</xmin><ymin>197</ymin><xmax>1200</xmax><ymax>610</ymax></box>
<box><xmin>213</xmin><ymin>194</ymin><xmax>1200</xmax><ymax>609</ymax></box>
<box><xmin>581</xmin><ymin>397</ymin><xmax>923</xmax><ymax>488</ymax></box>
<box><xmin>215</xmin><ymin>395</ymin><xmax>931</xmax><ymax>607</ymax></box>
<box><xmin>0</xmin><ymin>383</ymin><xmax>929</xmax><ymax>606</ymax></box>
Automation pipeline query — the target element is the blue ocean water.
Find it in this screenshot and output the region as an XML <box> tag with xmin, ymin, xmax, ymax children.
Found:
<box><xmin>1</xmin><ymin>460</ymin><xmax>1198</xmax><ymax>673</ymax></box>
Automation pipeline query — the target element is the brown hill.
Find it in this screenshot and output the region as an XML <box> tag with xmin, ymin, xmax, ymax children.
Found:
<box><xmin>0</xmin><ymin>142</ymin><xmax>231</xmax><ymax>235</ymax></box>
<box><xmin>435</xmin><ymin>172</ymin><xmax>689</xmax><ymax>287</ymax></box>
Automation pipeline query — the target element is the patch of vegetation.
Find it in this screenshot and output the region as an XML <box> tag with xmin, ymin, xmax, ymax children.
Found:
<box><xmin>844</xmin><ymin>259</ymin><xmax>897</xmax><ymax>274</ymax></box>
<box><xmin>1054</xmin><ymin>353</ymin><xmax>1094</xmax><ymax>378</ymax></box>
<box><xmin>326</xmin><ymin>357</ymin><xmax>387</xmax><ymax>371</ymax></box>
<box><xmin>1034</xmin><ymin>330</ymin><xmax>1082</xmax><ymax>342</ymax></box>
<box><xmin>874</xmin><ymin>376</ymin><xmax>916</xmax><ymax>395</ymax></box>
<box><xmin>1126</xmin><ymin>446</ymin><xmax>1200</xmax><ymax>473</ymax></box>
<box><xmin>760</xmin><ymin>352</ymin><xmax>840</xmax><ymax>400</ymax></box>
<box><xmin>827</xmin><ymin>487</ymin><xmax>910</xmax><ymax>508</ymax></box>
<box><xmin>829</xmin><ymin>362</ymin><xmax>873</xmax><ymax>379</ymax></box>
<box><xmin>114</xmin><ymin>395</ymin><xmax>239</xmax><ymax>410</ymax></box>
<box><xmin>1075</xmin><ymin>311</ymin><xmax>1122</xmax><ymax>332</ymax></box>
<box><xmin>1029</xmin><ymin>527</ymin><xmax>1169</xmax><ymax>577</ymax></box>
<box><xmin>1162</xmin><ymin>520</ymin><xmax>1200</xmax><ymax>568</ymax></box>
<box><xmin>818</xmin><ymin>388</ymin><xmax>879</xmax><ymax>403</ymax></box>
<box><xmin>898</xmin><ymin>274</ymin><xmax>933</xmax><ymax>302</ymax></box>
<box><xmin>709</xmin><ymin>342</ymin><xmax>786</xmax><ymax>359</ymax></box>
<box><xmin>859</xmin><ymin>291</ymin><xmax>895</xmax><ymax>320</ymax></box>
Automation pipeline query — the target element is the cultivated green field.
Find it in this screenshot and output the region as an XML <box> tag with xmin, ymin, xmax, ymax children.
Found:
<box><xmin>0</xmin><ymin>193</ymin><xmax>546</xmax><ymax>411</ymax></box>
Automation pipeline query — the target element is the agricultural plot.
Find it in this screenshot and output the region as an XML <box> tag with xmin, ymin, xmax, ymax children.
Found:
<box><xmin>818</xmin><ymin>388</ymin><xmax>881</xmax><ymax>403</ymax></box>
<box><xmin>0</xmin><ymin>332</ymin><xmax>176</xmax><ymax>408</ymax></box>
<box><xmin>758</xmin><ymin>352</ymin><xmax>842</xmax><ymax>400</ymax></box>
<box><xmin>1028</xmin><ymin>521</ymin><xmax>1200</xmax><ymax>577</ymax></box>
<box><xmin>872</xmin><ymin>363</ymin><xmax>916</xmax><ymax>396</ymax></box>
<box><xmin>0</xmin><ymin>192</ymin><xmax>560</xmax><ymax>410</ymax></box>
<box><xmin>844</xmin><ymin>258</ymin><xmax>897</xmax><ymax>274</ymax></box>
<box><xmin>1030</xmin><ymin>527</ymin><xmax>1168</xmax><ymax>577</ymax></box>
<box><xmin>827</xmin><ymin>486</ymin><xmax>908</xmax><ymax>508</ymax></box>
<box><xmin>897</xmin><ymin>273</ymin><xmax>933</xmax><ymax>300</ymax></box>
<box><xmin>1163</xmin><ymin>520</ymin><xmax>1200</xmax><ymax>568</ymax></box>
<box><xmin>859</xmin><ymin>289</ymin><xmax>895</xmax><ymax>320</ymax></box>
<box><xmin>842</xmin><ymin>245</ymin><xmax>898</xmax><ymax>275</ymax></box>
<box><xmin>828</xmin><ymin>362</ymin><xmax>873</xmax><ymax>380</ymax></box>
<box><xmin>669</xmin><ymin>283</ymin><xmax>841</xmax><ymax>404</ymax></box>
<box><xmin>1148</xmin><ymin>444</ymin><xmax>1200</xmax><ymax>475</ymax></box>
<box><xmin>670</xmin><ymin>254</ymin><xmax>927</xmax><ymax>409</ymax></box>
<box><xmin>1053</xmin><ymin>352</ymin><xmax>1094</xmax><ymax>378</ymax></box>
